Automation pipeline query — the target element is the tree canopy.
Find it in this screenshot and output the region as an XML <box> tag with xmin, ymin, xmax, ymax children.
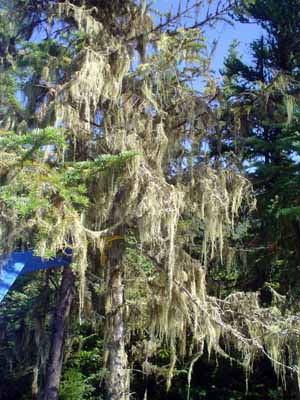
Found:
<box><xmin>1</xmin><ymin>1</ymin><xmax>300</xmax><ymax>400</ymax></box>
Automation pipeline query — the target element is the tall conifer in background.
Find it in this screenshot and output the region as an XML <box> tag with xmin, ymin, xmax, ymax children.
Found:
<box><xmin>221</xmin><ymin>0</ymin><xmax>300</xmax><ymax>297</ymax></box>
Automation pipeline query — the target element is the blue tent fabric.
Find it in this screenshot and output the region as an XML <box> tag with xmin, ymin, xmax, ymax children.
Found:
<box><xmin>0</xmin><ymin>251</ymin><xmax>72</xmax><ymax>303</ymax></box>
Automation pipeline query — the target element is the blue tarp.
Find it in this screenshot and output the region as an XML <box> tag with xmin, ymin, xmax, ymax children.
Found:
<box><xmin>0</xmin><ymin>251</ymin><xmax>72</xmax><ymax>302</ymax></box>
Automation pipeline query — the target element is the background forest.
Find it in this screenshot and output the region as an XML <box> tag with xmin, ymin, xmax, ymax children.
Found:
<box><xmin>0</xmin><ymin>0</ymin><xmax>300</xmax><ymax>399</ymax></box>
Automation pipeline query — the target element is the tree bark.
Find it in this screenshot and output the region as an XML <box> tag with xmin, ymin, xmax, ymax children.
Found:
<box><xmin>105</xmin><ymin>238</ymin><xmax>129</xmax><ymax>400</ymax></box>
<box><xmin>42</xmin><ymin>266</ymin><xmax>75</xmax><ymax>400</ymax></box>
<box><xmin>285</xmin><ymin>373</ymin><xmax>300</xmax><ymax>400</ymax></box>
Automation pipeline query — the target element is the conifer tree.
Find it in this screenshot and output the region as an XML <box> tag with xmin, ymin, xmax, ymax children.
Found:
<box><xmin>1</xmin><ymin>1</ymin><xmax>300</xmax><ymax>399</ymax></box>
<box><xmin>219</xmin><ymin>2</ymin><xmax>300</xmax><ymax>394</ymax></box>
<box><xmin>222</xmin><ymin>0</ymin><xmax>300</xmax><ymax>296</ymax></box>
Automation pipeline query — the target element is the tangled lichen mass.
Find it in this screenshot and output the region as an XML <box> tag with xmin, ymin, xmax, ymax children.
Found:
<box><xmin>1</xmin><ymin>1</ymin><xmax>300</xmax><ymax>399</ymax></box>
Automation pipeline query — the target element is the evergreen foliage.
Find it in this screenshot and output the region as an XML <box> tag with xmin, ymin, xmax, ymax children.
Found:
<box><xmin>0</xmin><ymin>1</ymin><xmax>300</xmax><ymax>400</ymax></box>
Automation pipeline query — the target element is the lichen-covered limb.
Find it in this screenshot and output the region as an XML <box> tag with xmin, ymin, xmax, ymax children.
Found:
<box><xmin>82</xmin><ymin>222</ymin><xmax>122</xmax><ymax>240</ymax></box>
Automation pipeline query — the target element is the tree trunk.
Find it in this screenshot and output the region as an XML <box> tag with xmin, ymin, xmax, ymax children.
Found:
<box><xmin>42</xmin><ymin>266</ymin><xmax>75</xmax><ymax>400</ymax></box>
<box><xmin>105</xmin><ymin>238</ymin><xmax>129</xmax><ymax>400</ymax></box>
<box><xmin>285</xmin><ymin>373</ymin><xmax>300</xmax><ymax>400</ymax></box>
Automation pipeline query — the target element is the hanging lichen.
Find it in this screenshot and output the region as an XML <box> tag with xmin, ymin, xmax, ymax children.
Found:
<box><xmin>1</xmin><ymin>1</ymin><xmax>300</xmax><ymax>397</ymax></box>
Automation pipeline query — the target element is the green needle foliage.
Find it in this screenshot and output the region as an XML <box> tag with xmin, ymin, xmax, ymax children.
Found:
<box><xmin>1</xmin><ymin>1</ymin><xmax>300</xmax><ymax>400</ymax></box>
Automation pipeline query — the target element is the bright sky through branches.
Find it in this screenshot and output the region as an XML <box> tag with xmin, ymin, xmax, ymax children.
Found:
<box><xmin>151</xmin><ymin>0</ymin><xmax>262</xmax><ymax>75</ymax></box>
